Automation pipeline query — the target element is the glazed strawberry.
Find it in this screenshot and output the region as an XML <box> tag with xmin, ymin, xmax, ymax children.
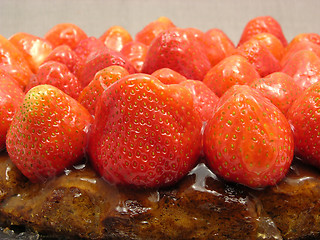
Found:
<box><xmin>99</xmin><ymin>25</ymin><xmax>133</xmax><ymax>52</ymax></box>
<box><xmin>142</xmin><ymin>28</ymin><xmax>211</xmax><ymax>81</ymax></box>
<box><xmin>0</xmin><ymin>34</ymin><xmax>33</xmax><ymax>88</ymax></box>
<box><xmin>0</xmin><ymin>69</ymin><xmax>24</xmax><ymax>150</ymax></box>
<box><xmin>44</xmin><ymin>23</ymin><xmax>88</xmax><ymax>49</ymax></box>
<box><xmin>249</xmin><ymin>33</ymin><xmax>284</xmax><ymax>61</ymax></box>
<box><xmin>203</xmin><ymin>85</ymin><xmax>294</xmax><ymax>188</ymax></box>
<box><xmin>203</xmin><ymin>55</ymin><xmax>260</xmax><ymax>97</ymax></box>
<box><xmin>78</xmin><ymin>48</ymin><xmax>136</xmax><ymax>87</ymax></box>
<box><xmin>234</xmin><ymin>38</ymin><xmax>281</xmax><ymax>77</ymax></box>
<box><xmin>26</xmin><ymin>61</ymin><xmax>82</xmax><ymax>99</ymax></box>
<box><xmin>281</xmin><ymin>41</ymin><xmax>320</xmax><ymax>67</ymax></box>
<box><xmin>151</xmin><ymin>68</ymin><xmax>187</xmax><ymax>84</ymax></box>
<box><xmin>73</xmin><ymin>36</ymin><xmax>106</xmax><ymax>64</ymax></box>
<box><xmin>6</xmin><ymin>85</ymin><xmax>93</xmax><ymax>182</ymax></box>
<box><xmin>251</xmin><ymin>72</ymin><xmax>301</xmax><ymax>115</ymax></box>
<box><xmin>238</xmin><ymin>16</ymin><xmax>287</xmax><ymax>47</ymax></box>
<box><xmin>78</xmin><ymin>65</ymin><xmax>129</xmax><ymax>115</ymax></box>
<box><xmin>287</xmin><ymin>81</ymin><xmax>320</xmax><ymax>168</ymax></box>
<box><xmin>286</xmin><ymin>33</ymin><xmax>320</xmax><ymax>52</ymax></box>
<box><xmin>180</xmin><ymin>80</ymin><xmax>219</xmax><ymax>122</ymax></box>
<box><xmin>135</xmin><ymin>16</ymin><xmax>175</xmax><ymax>46</ymax></box>
<box><xmin>9</xmin><ymin>32</ymin><xmax>53</xmax><ymax>73</ymax></box>
<box><xmin>120</xmin><ymin>41</ymin><xmax>148</xmax><ymax>72</ymax></box>
<box><xmin>88</xmin><ymin>73</ymin><xmax>202</xmax><ymax>188</ymax></box>
<box><xmin>281</xmin><ymin>50</ymin><xmax>320</xmax><ymax>90</ymax></box>
<box><xmin>43</xmin><ymin>45</ymin><xmax>81</xmax><ymax>75</ymax></box>
<box><xmin>203</xmin><ymin>28</ymin><xmax>235</xmax><ymax>66</ymax></box>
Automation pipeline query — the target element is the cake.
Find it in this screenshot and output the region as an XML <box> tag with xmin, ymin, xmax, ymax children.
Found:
<box><xmin>1</xmin><ymin>16</ymin><xmax>320</xmax><ymax>240</ymax></box>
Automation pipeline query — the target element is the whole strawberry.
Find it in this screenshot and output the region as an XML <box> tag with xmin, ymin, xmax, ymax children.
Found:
<box><xmin>78</xmin><ymin>65</ymin><xmax>129</xmax><ymax>116</ymax></box>
<box><xmin>141</xmin><ymin>28</ymin><xmax>211</xmax><ymax>81</ymax></box>
<box><xmin>203</xmin><ymin>85</ymin><xmax>294</xmax><ymax>188</ymax></box>
<box><xmin>251</xmin><ymin>72</ymin><xmax>301</xmax><ymax>115</ymax></box>
<box><xmin>287</xmin><ymin>81</ymin><xmax>320</xmax><ymax>168</ymax></box>
<box><xmin>6</xmin><ymin>85</ymin><xmax>93</xmax><ymax>182</ymax></box>
<box><xmin>238</xmin><ymin>16</ymin><xmax>287</xmax><ymax>47</ymax></box>
<box><xmin>26</xmin><ymin>61</ymin><xmax>83</xmax><ymax>99</ymax></box>
<box><xmin>0</xmin><ymin>69</ymin><xmax>24</xmax><ymax>150</ymax></box>
<box><xmin>88</xmin><ymin>73</ymin><xmax>202</xmax><ymax>188</ymax></box>
<box><xmin>78</xmin><ymin>48</ymin><xmax>136</xmax><ymax>87</ymax></box>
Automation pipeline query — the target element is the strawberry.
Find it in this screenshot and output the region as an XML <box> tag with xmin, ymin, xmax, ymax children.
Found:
<box><xmin>142</xmin><ymin>28</ymin><xmax>211</xmax><ymax>81</ymax></box>
<box><xmin>43</xmin><ymin>45</ymin><xmax>81</xmax><ymax>75</ymax></box>
<box><xmin>78</xmin><ymin>65</ymin><xmax>129</xmax><ymax>115</ymax></box>
<box><xmin>151</xmin><ymin>68</ymin><xmax>187</xmax><ymax>84</ymax></box>
<box><xmin>251</xmin><ymin>72</ymin><xmax>301</xmax><ymax>115</ymax></box>
<box><xmin>180</xmin><ymin>80</ymin><xmax>219</xmax><ymax>122</ymax></box>
<box><xmin>26</xmin><ymin>61</ymin><xmax>83</xmax><ymax>99</ymax></box>
<box><xmin>135</xmin><ymin>16</ymin><xmax>175</xmax><ymax>46</ymax></box>
<box><xmin>73</xmin><ymin>36</ymin><xmax>106</xmax><ymax>64</ymax></box>
<box><xmin>88</xmin><ymin>73</ymin><xmax>202</xmax><ymax>188</ymax></box>
<box><xmin>281</xmin><ymin>41</ymin><xmax>320</xmax><ymax>67</ymax></box>
<box><xmin>234</xmin><ymin>38</ymin><xmax>281</xmax><ymax>77</ymax></box>
<box><xmin>0</xmin><ymin>34</ymin><xmax>33</xmax><ymax>88</ymax></box>
<box><xmin>238</xmin><ymin>16</ymin><xmax>287</xmax><ymax>47</ymax></box>
<box><xmin>203</xmin><ymin>28</ymin><xmax>235</xmax><ymax>67</ymax></box>
<box><xmin>281</xmin><ymin>50</ymin><xmax>320</xmax><ymax>90</ymax></box>
<box><xmin>9</xmin><ymin>32</ymin><xmax>53</xmax><ymax>73</ymax></box>
<box><xmin>6</xmin><ymin>85</ymin><xmax>93</xmax><ymax>182</ymax></box>
<box><xmin>120</xmin><ymin>41</ymin><xmax>148</xmax><ymax>72</ymax></box>
<box><xmin>44</xmin><ymin>23</ymin><xmax>88</xmax><ymax>49</ymax></box>
<box><xmin>203</xmin><ymin>85</ymin><xmax>294</xmax><ymax>188</ymax></box>
<box><xmin>78</xmin><ymin>48</ymin><xmax>136</xmax><ymax>87</ymax></box>
<box><xmin>287</xmin><ymin>81</ymin><xmax>320</xmax><ymax>168</ymax></box>
<box><xmin>0</xmin><ymin>69</ymin><xmax>24</xmax><ymax>150</ymax></box>
<box><xmin>203</xmin><ymin>55</ymin><xmax>260</xmax><ymax>97</ymax></box>
<box><xmin>286</xmin><ymin>33</ymin><xmax>320</xmax><ymax>53</ymax></box>
<box><xmin>249</xmin><ymin>33</ymin><xmax>284</xmax><ymax>61</ymax></box>
<box><xmin>99</xmin><ymin>25</ymin><xmax>133</xmax><ymax>52</ymax></box>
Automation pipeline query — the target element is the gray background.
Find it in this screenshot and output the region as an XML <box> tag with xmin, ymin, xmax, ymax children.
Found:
<box><xmin>1</xmin><ymin>0</ymin><xmax>320</xmax><ymax>45</ymax></box>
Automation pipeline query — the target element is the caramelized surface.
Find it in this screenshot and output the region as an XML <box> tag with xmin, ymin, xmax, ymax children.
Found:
<box><xmin>0</xmin><ymin>151</ymin><xmax>319</xmax><ymax>239</ymax></box>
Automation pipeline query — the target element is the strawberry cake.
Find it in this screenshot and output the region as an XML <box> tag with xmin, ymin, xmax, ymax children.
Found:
<box><xmin>0</xmin><ymin>16</ymin><xmax>320</xmax><ymax>239</ymax></box>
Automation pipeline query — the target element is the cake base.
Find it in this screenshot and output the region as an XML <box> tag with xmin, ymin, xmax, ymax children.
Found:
<box><xmin>0</xmin><ymin>151</ymin><xmax>319</xmax><ymax>240</ymax></box>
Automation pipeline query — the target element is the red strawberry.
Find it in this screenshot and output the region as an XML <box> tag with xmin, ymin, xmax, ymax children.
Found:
<box><xmin>234</xmin><ymin>38</ymin><xmax>281</xmax><ymax>77</ymax></box>
<box><xmin>203</xmin><ymin>85</ymin><xmax>294</xmax><ymax>188</ymax></box>
<box><xmin>135</xmin><ymin>16</ymin><xmax>175</xmax><ymax>46</ymax></box>
<box><xmin>203</xmin><ymin>28</ymin><xmax>235</xmax><ymax>67</ymax></box>
<box><xmin>281</xmin><ymin>41</ymin><xmax>320</xmax><ymax>67</ymax></box>
<box><xmin>238</xmin><ymin>16</ymin><xmax>287</xmax><ymax>47</ymax></box>
<box><xmin>180</xmin><ymin>80</ymin><xmax>219</xmax><ymax>122</ymax></box>
<box><xmin>286</xmin><ymin>33</ymin><xmax>320</xmax><ymax>52</ymax></box>
<box><xmin>99</xmin><ymin>25</ymin><xmax>133</xmax><ymax>52</ymax></box>
<box><xmin>88</xmin><ymin>73</ymin><xmax>202</xmax><ymax>188</ymax></box>
<box><xmin>281</xmin><ymin>50</ymin><xmax>320</xmax><ymax>90</ymax></box>
<box><xmin>142</xmin><ymin>28</ymin><xmax>211</xmax><ymax>81</ymax></box>
<box><xmin>203</xmin><ymin>55</ymin><xmax>260</xmax><ymax>97</ymax></box>
<box><xmin>78</xmin><ymin>48</ymin><xmax>136</xmax><ymax>87</ymax></box>
<box><xmin>44</xmin><ymin>23</ymin><xmax>88</xmax><ymax>49</ymax></box>
<box><xmin>73</xmin><ymin>36</ymin><xmax>106</xmax><ymax>64</ymax></box>
<box><xmin>9</xmin><ymin>32</ymin><xmax>53</xmax><ymax>73</ymax></box>
<box><xmin>0</xmin><ymin>69</ymin><xmax>24</xmax><ymax>150</ymax></box>
<box><xmin>26</xmin><ymin>61</ymin><xmax>83</xmax><ymax>99</ymax></box>
<box><xmin>78</xmin><ymin>65</ymin><xmax>129</xmax><ymax>115</ymax></box>
<box><xmin>251</xmin><ymin>72</ymin><xmax>301</xmax><ymax>115</ymax></box>
<box><xmin>249</xmin><ymin>33</ymin><xmax>284</xmax><ymax>61</ymax></box>
<box><xmin>287</xmin><ymin>81</ymin><xmax>320</xmax><ymax>168</ymax></box>
<box><xmin>151</xmin><ymin>68</ymin><xmax>187</xmax><ymax>84</ymax></box>
<box><xmin>43</xmin><ymin>45</ymin><xmax>81</xmax><ymax>75</ymax></box>
<box><xmin>0</xmin><ymin>34</ymin><xmax>33</xmax><ymax>88</ymax></box>
<box><xmin>6</xmin><ymin>85</ymin><xmax>93</xmax><ymax>182</ymax></box>
<box><xmin>120</xmin><ymin>41</ymin><xmax>148</xmax><ymax>72</ymax></box>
